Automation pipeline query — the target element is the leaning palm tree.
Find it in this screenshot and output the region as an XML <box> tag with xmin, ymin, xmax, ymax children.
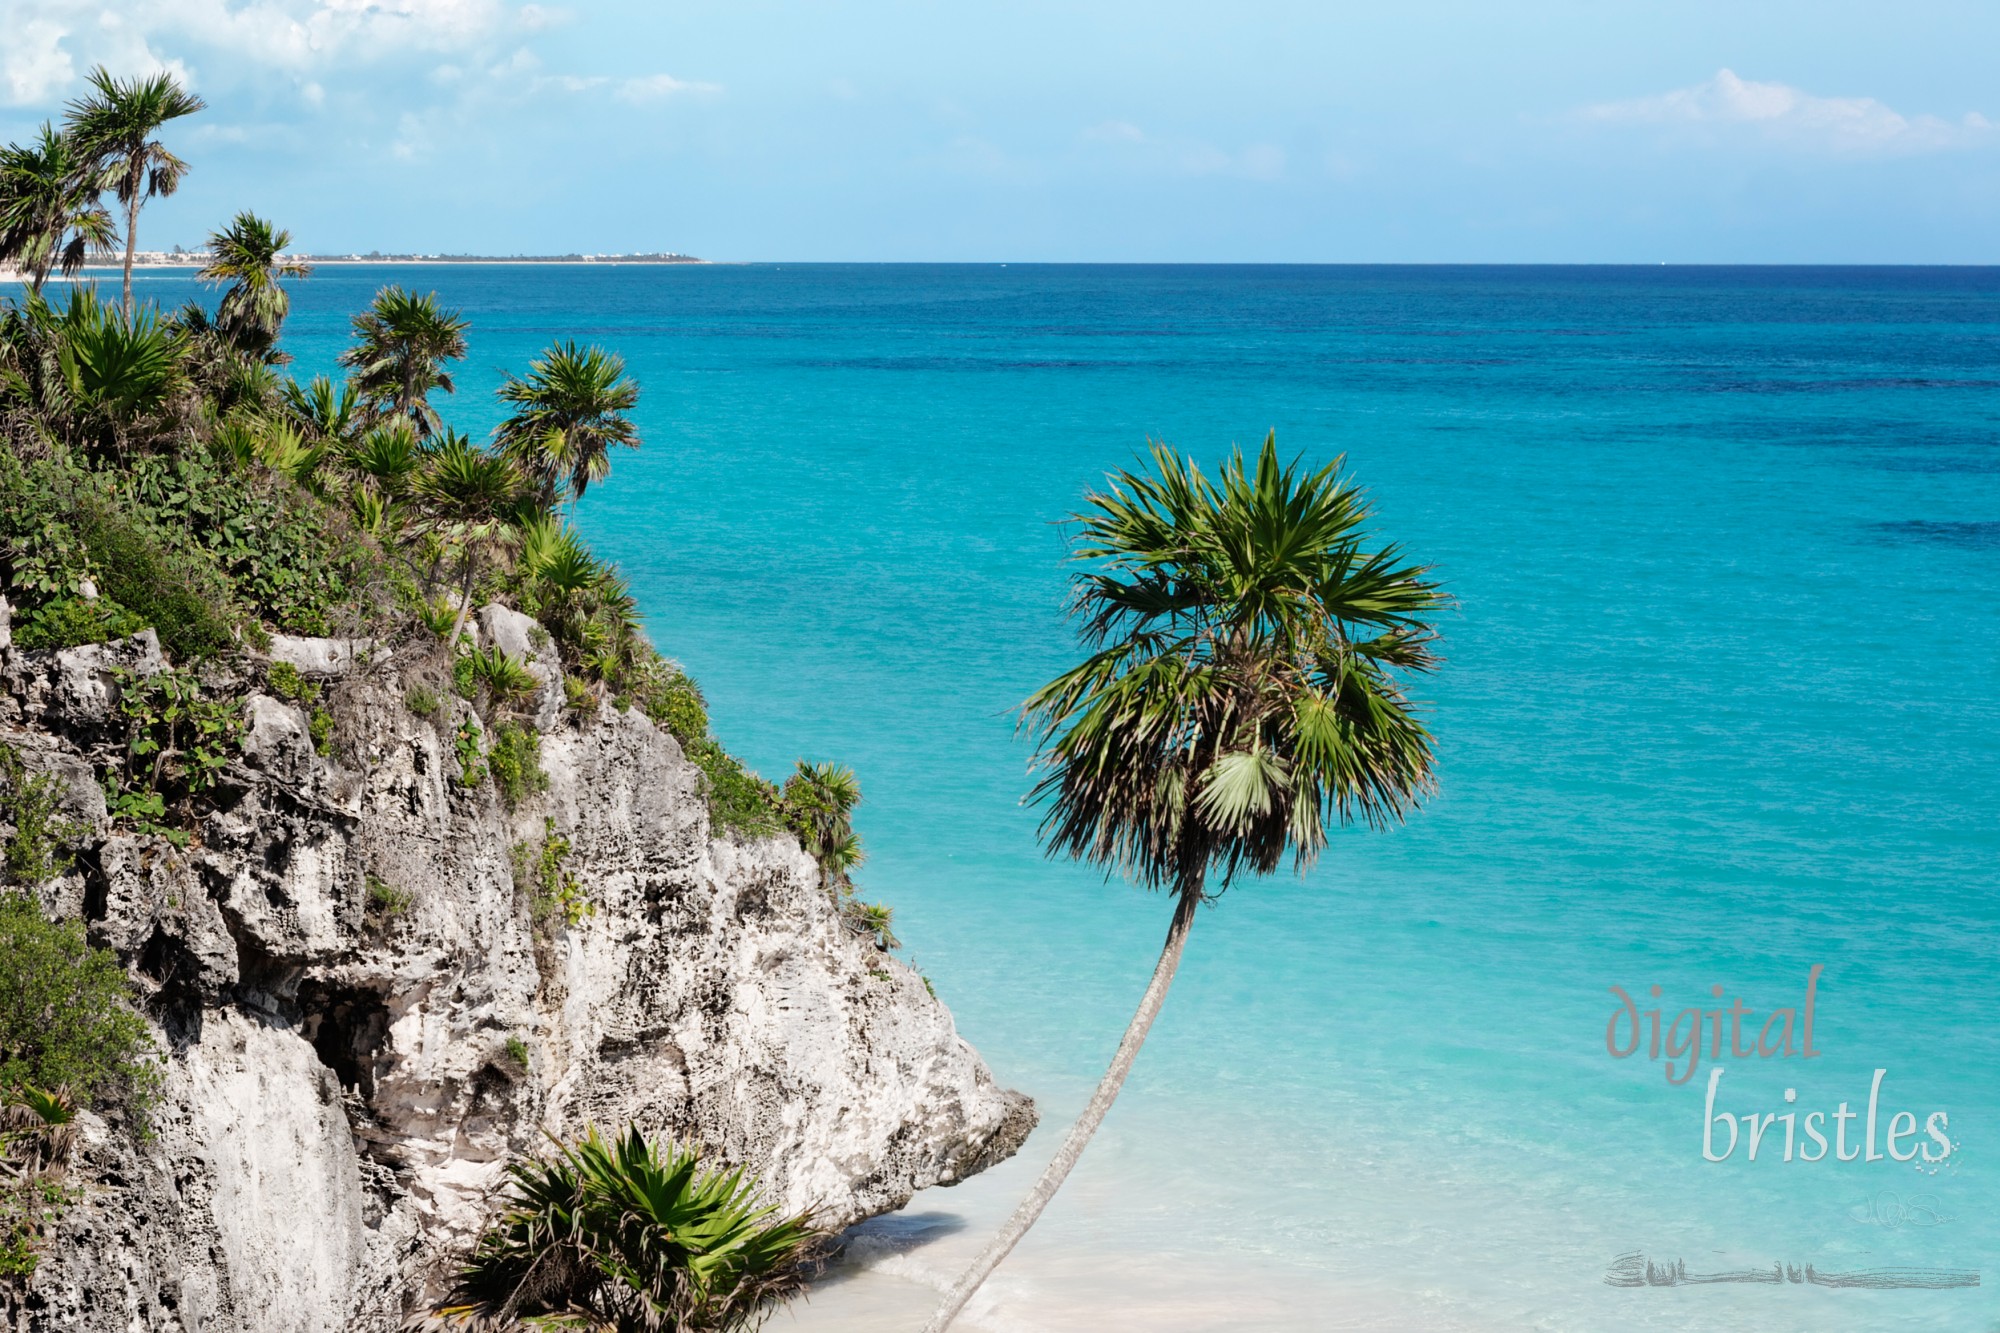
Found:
<box><xmin>196</xmin><ymin>211</ymin><xmax>310</xmax><ymax>358</ymax></box>
<box><xmin>0</xmin><ymin>123</ymin><xmax>116</xmax><ymax>294</ymax></box>
<box><xmin>340</xmin><ymin>285</ymin><xmax>469</xmax><ymax>436</ymax></box>
<box><xmin>922</xmin><ymin>434</ymin><xmax>1447</xmax><ymax>1332</ymax></box>
<box><xmin>494</xmin><ymin>340</ymin><xmax>641</xmax><ymax>508</ymax></box>
<box><xmin>62</xmin><ymin>66</ymin><xmax>205</xmax><ymax>321</ymax></box>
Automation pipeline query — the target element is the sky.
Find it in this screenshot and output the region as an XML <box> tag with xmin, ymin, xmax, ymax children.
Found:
<box><xmin>3</xmin><ymin>1</ymin><xmax>1998</xmax><ymax>262</ymax></box>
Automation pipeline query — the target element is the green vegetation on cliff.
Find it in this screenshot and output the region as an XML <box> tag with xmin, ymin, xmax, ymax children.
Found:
<box><xmin>1</xmin><ymin>68</ymin><xmax>921</xmax><ymax>1298</ymax></box>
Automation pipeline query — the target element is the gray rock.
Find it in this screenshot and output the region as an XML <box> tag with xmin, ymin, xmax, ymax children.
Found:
<box><xmin>16</xmin><ymin>647</ymin><xmax>1034</xmax><ymax>1332</ymax></box>
<box><xmin>266</xmin><ymin>634</ymin><xmax>380</xmax><ymax>680</ymax></box>
<box><xmin>477</xmin><ymin>602</ymin><xmax>564</xmax><ymax>730</ymax></box>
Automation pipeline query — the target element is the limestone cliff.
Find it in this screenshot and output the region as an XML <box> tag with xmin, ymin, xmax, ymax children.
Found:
<box><xmin>0</xmin><ymin>617</ymin><xmax>1034</xmax><ymax>1332</ymax></box>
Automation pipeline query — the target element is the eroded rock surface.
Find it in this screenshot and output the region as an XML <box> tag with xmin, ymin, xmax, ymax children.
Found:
<box><xmin>1</xmin><ymin>630</ymin><xmax>1034</xmax><ymax>1332</ymax></box>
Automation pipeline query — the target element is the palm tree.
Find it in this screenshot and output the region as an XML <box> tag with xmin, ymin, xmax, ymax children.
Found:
<box><xmin>196</xmin><ymin>212</ymin><xmax>310</xmax><ymax>358</ymax></box>
<box><xmin>494</xmin><ymin>340</ymin><xmax>641</xmax><ymax>508</ymax></box>
<box><xmin>0</xmin><ymin>123</ymin><xmax>116</xmax><ymax>295</ymax></box>
<box><xmin>781</xmin><ymin>762</ymin><xmax>864</xmax><ymax>892</ymax></box>
<box><xmin>414</xmin><ymin>432</ymin><xmax>527</xmax><ymax>647</ymax></box>
<box><xmin>62</xmin><ymin>66</ymin><xmax>206</xmax><ymax>321</ymax></box>
<box><xmin>281</xmin><ymin>374</ymin><xmax>362</xmax><ymax>443</ymax></box>
<box><xmin>340</xmin><ymin>286</ymin><xmax>469</xmax><ymax>436</ymax></box>
<box><xmin>54</xmin><ymin>285</ymin><xmax>184</xmax><ymax>457</ymax></box>
<box><xmin>922</xmin><ymin>434</ymin><xmax>1447</xmax><ymax>1332</ymax></box>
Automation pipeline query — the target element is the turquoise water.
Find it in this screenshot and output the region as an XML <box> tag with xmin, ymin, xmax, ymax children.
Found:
<box><xmin>119</xmin><ymin>265</ymin><xmax>2000</xmax><ymax>1327</ymax></box>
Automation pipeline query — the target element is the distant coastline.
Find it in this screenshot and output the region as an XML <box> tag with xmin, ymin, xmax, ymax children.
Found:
<box><xmin>51</xmin><ymin>250</ymin><xmax>703</xmax><ymax>271</ymax></box>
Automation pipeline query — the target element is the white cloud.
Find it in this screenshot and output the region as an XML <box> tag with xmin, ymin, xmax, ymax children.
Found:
<box><xmin>616</xmin><ymin>73</ymin><xmax>718</xmax><ymax>103</ymax></box>
<box><xmin>2</xmin><ymin>18</ymin><xmax>73</xmax><ymax>105</ymax></box>
<box><xmin>0</xmin><ymin>0</ymin><xmax>540</xmax><ymax>104</ymax></box>
<box><xmin>1084</xmin><ymin>120</ymin><xmax>1286</xmax><ymax>180</ymax></box>
<box><xmin>1083</xmin><ymin>119</ymin><xmax>1144</xmax><ymax>144</ymax></box>
<box><xmin>1584</xmin><ymin>69</ymin><xmax>1994</xmax><ymax>154</ymax></box>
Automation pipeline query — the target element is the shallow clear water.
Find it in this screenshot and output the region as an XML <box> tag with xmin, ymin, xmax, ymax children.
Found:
<box><xmin>114</xmin><ymin>264</ymin><xmax>2000</xmax><ymax>1327</ymax></box>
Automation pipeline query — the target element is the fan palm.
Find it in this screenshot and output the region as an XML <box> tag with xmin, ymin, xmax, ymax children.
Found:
<box><xmin>922</xmin><ymin>434</ymin><xmax>1447</xmax><ymax>1331</ymax></box>
<box><xmin>339</xmin><ymin>285</ymin><xmax>469</xmax><ymax>436</ymax></box>
<box><xmin>433</xmin><ymin>1124</ymin><xmax>820</xmax><ymax>1333</ymax></box>
<box><xmin>281</xmin><ymin>374</ymin><xmax>361</xmax><ymax>442</ymax></box>
<box><xmin>341</xmin><ymin>418</ymin><xmax>425</xmax><ymax>498</ymax></box>
<box><xmin>197</xmin><ymin>211</ymin><xmax>310</xmax><ymax>358</ymax></box>
<box><xmin>62</xmin><ymin>66</ymin><xmax>205</xmax><ymax>321</ymax></box>
<box><xmin>54</xmin><ymin>287</ymin><xmax>183</xmax><ymax>455</ymax></box>
<box><xmin>0</xmin><ymin>123</ymin><xmax>116</xmax><ymax>294</ymax></box>
<box><xmin>494</xmin><ymin>340</ymin><xmax>641</xmax><ymax>508</ymax></box>
<box><xmin>780</xmin><ymin>763</ymin><xmax>864</xmax><ymax>891</ymax></box>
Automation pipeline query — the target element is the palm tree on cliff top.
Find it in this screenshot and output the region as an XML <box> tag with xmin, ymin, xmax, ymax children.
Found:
<box><xmin>63</xmin><ymin>66</ymin><xmax>205</xmax><ymax>321</ymax></box>
<box><xmin>495</xmin><ymin>340</ymin><xmax>642</xmax><ymax>510</ymax></box>
<box><xmin>923</xmin><ymin>433</ymin><xmax>1447</xmax><ymax>1332</ymax></box>
<box><xmin>341</xmin><ymin>285</ymin><xmax>470</xmax><ymax>437</ymax></box>
<box><xmin>198</xmin><ymin>211</ymin><xmax>311</xmax><ymax>358</ymax></box>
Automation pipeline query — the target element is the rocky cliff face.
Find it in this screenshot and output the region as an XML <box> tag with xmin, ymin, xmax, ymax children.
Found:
<box><xmin>0</xmin><ymin>617</ymin><xmax>1034</xmax><ymax>1332</ymax></box>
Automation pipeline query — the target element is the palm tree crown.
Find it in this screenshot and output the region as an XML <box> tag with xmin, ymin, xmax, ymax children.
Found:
<box><xmin>62</xmin><ymin>66</ymin><xmax>205</xmax><ymax>320</ymax></box>
<box><xmin>0</xmin><ymin>123</ymin><xmax>116</xmax><ymax>294</ymax></box>
<box><xmin>495</xmin><ymin>340</ymin><xmax>641</xmax><ymax>506</ymax></box>
<box><xmin>924</xmin><ymin>433</ymin><xmax>1446</xmax><ymax>1333</ymax></box>
<box><xmin>339</xmin><ymin>285</ymin><xmax>469</xmax><ymax>436</ymax></box>
<box><xmin>1025</xmin><ymin>431</ymin><xmax>1444</xmax><ymax>895</ymax></box>
<box><xmin>197</xmin><ymin>211</ymin><xmax>310</xmax><ymax>356</ymax></box>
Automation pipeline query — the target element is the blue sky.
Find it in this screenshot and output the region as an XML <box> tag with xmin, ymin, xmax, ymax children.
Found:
<box><xmin>3</xmin><ymin>1</ymin><xmax>1997</xmax><ymax>261</ymax></box>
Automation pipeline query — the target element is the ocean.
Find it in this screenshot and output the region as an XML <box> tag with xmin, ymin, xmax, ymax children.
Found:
<box><xmin>113</xmin><ymin>263</ymin><xmax>2000</xmax><ymax>1329</ymax></box>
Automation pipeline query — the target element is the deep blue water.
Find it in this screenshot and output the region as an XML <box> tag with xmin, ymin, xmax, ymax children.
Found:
<box><xmin>87</xmin><ymin>264</ymin><xmax>2000</xmax><ymax>1327</ymax></box>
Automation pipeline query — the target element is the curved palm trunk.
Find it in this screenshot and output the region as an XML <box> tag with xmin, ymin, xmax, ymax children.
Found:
<box><xmin>920</xmin><ymin>887</ymin><xmax>1201</xmax><ymax>1333</ymax></box>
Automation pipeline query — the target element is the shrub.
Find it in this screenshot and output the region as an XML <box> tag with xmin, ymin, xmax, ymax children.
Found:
<box><xmin>0</xmin><ymin>1173</ymin><xmax>71</xmax><ymax>1279</ymax></box>
<box><xmin>405</xmin><ymin>684</ymin><xmax>440</xmax><ymax>718</ymax></box>
<box><xmin>0</xmin><ymin>749</ymin><xmax>84</xmax><ymax>887</ymax></box>
<box><xmin>73</xmin><ymin>501</ymin><xmax>235</xmax><ymax>663</ymax></box>
<box><xmin>629</xmin><ymin>663</ymin><xmax>707</xmax><ymax>745</ymax></box>
<box><xmin>308</xmin><ymin>707</ymin><xmax>334</xmax><ymax>756</ymax></box>
<box><xmin>512</xmin><ymin>819</ymin><xmax>590</xmax><ymax>930</ymax></box>
<box><xmin>107</xmin><ymin>667</ymin><xmax>243</xmax><ymax>837</ymax></box>
<box><xmin>847</xmin><ymin>900</ymin><xmax>899</xmax><ymax>951</ymax></box>
<box><xmin>502</xmin><ymin>1036</ymin><xmax>530</xmax><ymax>1071</ymax></box>
<box><xmin>264</xmin><ymin>660</ymin><xmax>313</xmax><ymax>703</ymax></box>
<box><xmin>453</xmin><ymin>719</ymin><xmax>486</xmax><ymax>788</ymax></box>
<box><xmin>12</xmin><ymin>595</ymin><xmax>145</xmax><ymax>651</ymax></box>
<box><xmin>468</xmin><ymin>646</ymin><xmax>538</xmax><ymax>711</ymax></box>
<box><xmin>119</xmin><ymin>450</ymin><xmax>381</xmax><ymax>639</ymax></box>
<box><xmin>366</xmin><ymin>874</ymin><xmax>414</xmax><ymax>918</ymax></box>
<box><xmin>0</xmin><ymin>453</ymin><xmax>89</xmax><ymax>601</ymax></box>
<box><xmin>488</xmin><ymin>722</ymin><xmax>547</xmax><ymax>809</ymax></box>
<box><xmin>686</xmin><ymin>738</ymin><xmax>786</xmax><ymax>839</ymax></box>
<box><xmin>0</xmin><ymin>893</ymin><xmax>156</xmax><ymax>1108</ymax></box>
<box><xmin>432</xmin><ymin>1124</ymin><xmax>821</xmax><ymax>1332</ymax></box>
